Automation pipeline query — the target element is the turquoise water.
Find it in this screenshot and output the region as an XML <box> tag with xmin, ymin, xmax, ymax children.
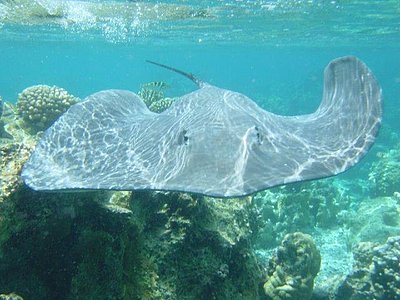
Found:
<box><xmin>1</xmin><ymin>1</ymin><xmax>399</xmax><ymax>131</ymax></box>
<box><xmin>1</xmin><ymin>0</ymin><xmax>399</xmax><ymax>171</ymax></box>
<box><xmin>1</xmin><ymin>0</ymin><xmax>400</xmax><ymax>299</ymax></box>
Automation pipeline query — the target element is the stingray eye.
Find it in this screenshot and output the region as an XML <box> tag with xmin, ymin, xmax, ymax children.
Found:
<box><xmin>177</xmin><ymin>129</ymin><xmax>189</xmax><ymax>146</ymax></box>
<box><xmin>247</xmin><ymin>126</ymin><xmax>264</xmax><ymax>149</ymax></box>
<box><xmin>254</xmin><ymin>126</ymin><xmax>263</xmax><ymax>145</ymax></box>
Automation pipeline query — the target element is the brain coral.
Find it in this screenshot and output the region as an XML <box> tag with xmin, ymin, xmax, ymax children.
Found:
<box><xmin>263</xmin><ymin>232</ymin><xmax>321</xmax><ymax>300</ymax></box>
<box><xmin>16</xmin><ymin>85</ymin><xmax>79</xmax><ymax>132</ymax></box>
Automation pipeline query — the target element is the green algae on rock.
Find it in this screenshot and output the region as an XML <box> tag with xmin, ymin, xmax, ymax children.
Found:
<box><xmin>0</xmin><ymin>189</ymin><xmax>138</xmax><ymax>300</ymax></box>
<box><xmin>0</xmin><ymin>145</ymin><xmax>265</xmax><ymax>300</ymax></box>
<box><xmin>129</xmin><ymin>191</ymin><xmax>265</xmax><ymax>299</ymax></box>
<box><xmin>16</xmin><ymin>85</ymin><xmax>79</xmax><ymax>133</ymax></box>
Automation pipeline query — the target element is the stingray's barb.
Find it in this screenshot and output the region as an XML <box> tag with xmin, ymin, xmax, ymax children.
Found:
<box><xmin>146</xmin><ymin>60</ymin><xmax>205</xmax><ymax>88</ymax></box>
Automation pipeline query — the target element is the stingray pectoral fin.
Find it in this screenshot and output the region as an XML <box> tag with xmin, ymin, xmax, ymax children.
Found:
<box><xmin>319</xmin><ymin>56</ymin><xmax>382</xmax><ymax>124</ymax></box>
<box><xmin>314</xmin><ymin>56</ymin><xmax>381</xmax><ymax>170</ymax></box>
<box><xmin>20</xmin><ymin>56</ymin><xmax>382</xmax><ymax>197</ymax></box>
<box><xmin>256</xmin><ymin>56</ymin><xmax>382</xmax><ymax>187</ymax></box>
<box><xmin>21</xmin><ymin>90</ymin><xmax>154</xmax><ymax>190</ymax></box>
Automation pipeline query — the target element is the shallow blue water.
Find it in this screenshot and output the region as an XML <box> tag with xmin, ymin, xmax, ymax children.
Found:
<box><xmin>1</xmin><ymin>42</ymin><xmax>399</xmax><ymax>114</ymax></box>
<box><xmin>0</xmin><ymin>0</ymin><xmax>399</xmax><ymax>169</ymax></box>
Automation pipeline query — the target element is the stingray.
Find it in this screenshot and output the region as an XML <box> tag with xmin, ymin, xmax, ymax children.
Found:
<box><xmin>21</xmin><ymin>56</ymin><xmax>382</xmax><ymax>197</ymax></box>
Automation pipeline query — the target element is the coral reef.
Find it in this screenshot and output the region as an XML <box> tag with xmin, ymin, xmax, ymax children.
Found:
<box><xmin>336</xmin><ymin>236</ymin><xmax>400</xmax><ymax>300</ymax></box>
<box><xmin>254</xmin><ymin>179</ymin><xmax>352</xmax><ymax>248</ymax></box>
<box><xmin>0</xmin><ymin>97</ymin><xmax>15</xmax><ymax>140</ymax></box>
<box><xmin>0</xmin><ymin>141</ymin><xmax>36</xmax><ymax>203</ymax></box>
<box><xmin>138</xmin><ymin>81</ymin><xmax>174</xmax><ymax>113</ymax></box>
<box><xmin>0</xmin><ymin>188</ymin><xmax>266</xmax><ymax>299</ymax></box>
<box><xmin>0</xmin><ymin>101</ymin><xmax>38</xmax><ymax>203</ymax></box>
<box><xmin>129</xmin><ymin>191</ymin><xmax>265</xmax><ymax>299</ymax></box>
<box><xmin>343</xmin><ymin>196</ymin><xmax>400</xmax><ymax>245</ymax></box>
<box><xmin>368</xmin><ymin>145</ymin><xmax>400</xmax><ymax>197</ymax></box>
<box><xmin>16</xmin><ymin>85</ymin><xmax>79</xmax><ymax>133</ymax></box>
<box><xmin>0</xmin><ymin>101</ymin><xmax>37</xmax><ymax>203</ymax></box>
<box><xmin>263</xmin><ymin>232</ymin><xmax>321</xmax><ymax>300</ymax></box>
<box><xmin>311</xmin><ymin>228</ymin><xmax>354</xmax><ymax>299</ymax></box>
<box><xmin>0</xmin><ymin>188</ymin><xmax>138</xmax><ymax>300</ymax></box>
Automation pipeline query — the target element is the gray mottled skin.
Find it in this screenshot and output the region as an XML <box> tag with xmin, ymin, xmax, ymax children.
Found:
<box><xmin>22</xmin><ymin>56</ymin><xmax>382</xmax><ymax>197</ymax></box>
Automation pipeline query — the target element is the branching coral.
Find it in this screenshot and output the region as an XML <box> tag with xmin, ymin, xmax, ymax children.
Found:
<box><xmin>254</xmin><ymin>179</ymin><xmax>352</xmax><ymax>247</ymax></box>
<box><xmin>263</xmin><ymin>232</ymin><xmax>321</xmax><ymax>300</ymax></box>
<box><xmin>16</xmin><ymin>85</ymin><xmax>79</xmax><ymax>132</ymax></box>
<box><xmin>138</xmin><ymin>81</ymin><xmax>174</xmax><ymax>113</ymax></box>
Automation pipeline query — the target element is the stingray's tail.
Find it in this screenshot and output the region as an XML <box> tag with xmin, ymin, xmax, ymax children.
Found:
<box><xmin>146</xmin><ymin>60</ymin><xmax>205</xmax><ymax>88</ymax></box>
